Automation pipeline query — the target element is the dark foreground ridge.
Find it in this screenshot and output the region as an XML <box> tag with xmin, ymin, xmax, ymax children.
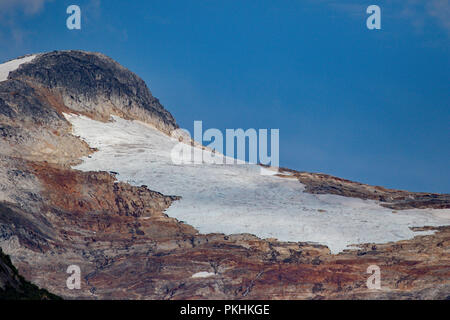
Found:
<box><xmin>0</xmin><ymin>247</ymin><xmax>61</xmax><ymax>300</ymax></box>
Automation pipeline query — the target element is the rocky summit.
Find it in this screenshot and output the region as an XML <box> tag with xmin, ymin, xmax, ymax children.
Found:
<box><xmin>0</xmin><ymin>50</ymin><xmax>449</xmax><ymax>300</ymax></box>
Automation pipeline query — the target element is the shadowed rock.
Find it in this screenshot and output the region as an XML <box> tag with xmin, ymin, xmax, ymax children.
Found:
<box><xmin>8</xmin><ymin>50</ymin><xmax>178</xmax><ymax>134</ymax></box>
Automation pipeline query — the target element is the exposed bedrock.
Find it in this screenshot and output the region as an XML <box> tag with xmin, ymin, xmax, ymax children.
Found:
<box><xmin>0</xmin><ymin>79</ymin><xmax>92</xmax><ymax>165</ymax></box>
<box><xmin>277</xmin><ymin>169</ymin><xmax>450</xmax><ymax>210</ymax></box>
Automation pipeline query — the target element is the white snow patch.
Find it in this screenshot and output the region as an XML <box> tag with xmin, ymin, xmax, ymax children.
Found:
<box><xmin>65</xmin><ymin>114</ymin><xmax>450</xmax><ymax>254</ymax></box>
<box><xmin>191</xmin><ymin>272</ymin><xmax>216</xmax><ymax>278</ymax></box>
<box><xmin>0</xmin><ymin>55</ymin><xmax>36</xmax><ymax>82</ymax></box>
<box><xmin>260</xmin><ymin>166</ymin><xmax>279</xmax><ymax>176</ymax></box>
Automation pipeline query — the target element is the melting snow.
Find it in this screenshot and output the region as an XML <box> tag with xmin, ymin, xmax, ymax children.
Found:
<box><xmin>191</xmin><ymin>272</ymin><xmax>216</xmax><ymax>278</ymax></box>
<box><xmin>65</xmin><ymin>114</ymin><xmax>450</xmax><ymax>253</ymax></box>
<box><xmin>0</xmin><ymin>55</ymin><xmax>36</xmax><ymax>82</ymax></box>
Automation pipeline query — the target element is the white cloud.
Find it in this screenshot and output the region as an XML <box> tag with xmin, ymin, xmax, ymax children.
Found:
<box><xmin>426</xmin><ymin>0</ymin><xmax>450</xmax><ymax>34</ymax></box>
<box><xmin>0</xmin><ymin>0</ymin><xmax>51</xmax><ymax>15</ymax></box>
<box><xmin>0</xmin><ymin>0</ymin><xmax>52</xmax><ymax>50</ymax></box>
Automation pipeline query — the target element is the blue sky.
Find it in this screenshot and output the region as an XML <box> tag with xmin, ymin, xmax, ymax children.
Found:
<box><xmin>0</xmin><ymin>0</ymin><xmax>449</xmax><ymax>193</ymax></box>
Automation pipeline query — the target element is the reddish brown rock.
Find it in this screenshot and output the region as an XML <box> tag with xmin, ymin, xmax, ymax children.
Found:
<box><xmin>0</xmin><ymin>161</ymin><xmax>448</xmax><ymax>300</ymax></box>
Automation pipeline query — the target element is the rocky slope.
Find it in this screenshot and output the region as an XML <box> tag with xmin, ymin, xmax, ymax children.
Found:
<box><xmin>0</xmin><ymin>50</ymin><xmax>448</xmax><ymax>300</ymax></box>
<box><xmin>0</xmin><ymin>50</ymin><xmax>177</xmax><ymax>166</ymax></box>
<box><xmin>9</xmin><ymin>51</ymin><xmax>178</xmax><ymax>134</ymax></box>
<box><xmin>277</xmin><ymin>168</ymin><xmax>450</xmax><ymax>210</ymax></box>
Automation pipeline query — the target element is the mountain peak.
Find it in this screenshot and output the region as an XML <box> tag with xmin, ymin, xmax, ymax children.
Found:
<box><xmin>5</xmin><ymin>50</ymin><xmax>178</xmax><ymax>134</ymax></box>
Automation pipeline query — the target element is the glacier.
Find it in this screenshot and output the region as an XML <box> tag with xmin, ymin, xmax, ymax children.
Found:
<box><xmin>65</xmin><ymin>114</ymin><xmax>450</xmax><ymax>254</ymax></box>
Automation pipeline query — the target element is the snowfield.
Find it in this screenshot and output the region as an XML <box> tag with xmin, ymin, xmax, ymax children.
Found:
<box><xmin>0</xmin><ymin>55</ymin><xmax>36</xmax><ymax>82</ymax></box>
<box><xmin>191</xmin><ymin>272</ymin><xmax>216</xmax><ymax>278</ymax></box>
<box><xmin>66</xmin><ymin>114</ymin><xmax>450</xmax><ymax>253</ymax></box>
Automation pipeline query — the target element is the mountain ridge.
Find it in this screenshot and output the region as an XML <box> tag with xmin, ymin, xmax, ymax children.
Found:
<box><xmin>7</xmin><ymin>50</ymin><xmax>178</xmax><ymax>133</ymax></box>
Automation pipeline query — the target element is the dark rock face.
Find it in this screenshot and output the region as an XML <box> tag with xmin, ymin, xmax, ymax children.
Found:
<box><xmin>0</xmin><ymin>78</ymin><xmax>92</xmax><ymax>165</ymax></box>
<box><xmin>0</xmin><ymin>50</ymin><xmax>179</xmax><ymax>165</ymax></box>
<box><xmin>0</xmin><ymin>79</ymin><xmax>62</xmax><ymax>125</ymax></box>
<box><xmin>9</xmin><ymin>50</ymin><xmax>178</xmax><ymax>134</ymax></box>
